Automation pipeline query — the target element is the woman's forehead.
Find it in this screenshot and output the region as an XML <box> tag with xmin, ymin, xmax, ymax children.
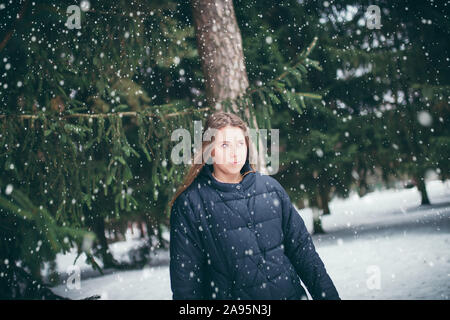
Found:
<box><xmin>215</xmin><ymin>126</ymin><xmax>246</xmax><ymax>141</ymax></box>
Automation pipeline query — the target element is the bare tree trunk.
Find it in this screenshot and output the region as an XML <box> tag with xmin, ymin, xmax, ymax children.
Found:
<box><xmin>415</xmin><ymin>172</ymin><xmax>431</xmax><ymax>205</ymax></box>
<box><xmin>309</xmin><ymin>190</ymin><xmax>325</xmax><ymax>234</ymax></box>
<box><xmin>357</xmin><ymin>168</ymin><xmax>369</xmax><ymax>197</ymax></box>
<box><xmin>318</xmin><ymin>183</ymin><xmax>331</xmax><ymax>215</ymax></box>
<box><xmin>91</xmin><ymin>214</ymin><xmax>117</xmax><ymax>268</ymax></box>
<box><xmin>145</xmin><ymin>219</ymin><xmax>155</xmax><ymax>239</ymax></box>
<box><xmin>157</xmin><ymin>222</ymin><xmax>167</xmax><ymax>249</ymax></box>
<box><xmin>312</xmin><ymin>207</ymin><xmax>325</xmax><ymax>234</ymax></box>
<box><xmin>191</xmin><ymin>0</ymin><xmax>267</xmax><ymax>173</ymax></box>
<box><xmin>138</xmin><ymin>221</ymin><xmax>146</xmax><ymax>239</ymax></box>
<box><xmin>296</xmin><ymin>199</ymin><xmax>306</xmax><ymax>210</ymax></box>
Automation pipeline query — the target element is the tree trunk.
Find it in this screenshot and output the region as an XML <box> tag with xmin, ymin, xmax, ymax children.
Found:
<box><xmin>415</xmin><ymin>173</ymin><xmax>431</xmax><ymax>205</ymax></box>
<box><xmin>145</xmin><ymin>219</ymin><xmax>155</xmax><ymax>239</ymax></box>
<box><xmin>138</xmin><ymin>221</ymin><xmax>146</xmax><ymax>239</ymax></box>
<box><xmin>357</xmin><ymin>168</ymin><xmax>368</xmax><ymax>197</ymax></box>
<box><xmin>312</xmin><ymin>207</ymin><xmax>325</xmax><ymax>234</ymax></box>
<box><xmin>296</xmin><ymin>198</ymin><xmax>306</xmax><ymax>210</ymax></box>
<box><xmin>191</xmin><ymin>0</ymin><xmax>267</xmax><ymax>173</ymax></box>
<box><xmin>91</xmin><ymin>215</ymin><xmax>117</xmax><ymax>268</ymax></box>
<box><xmin>157</xmin><ymin>221</ymin><xmax>168</xmax><ymax>249</ymax></box>
<box><xmin>321</xmin><ymin>195</ymin><xmax>331</xmax><ymax>215</ymax></box>
<box><xmin>191</xmin><ymin>0</ymin><xmax>249</xmax><ymax>109</ymax></box>
<box><xmin>128</xmin><ymin>221</ymin><xmax>134</xmax><ymax>236</ymax></box>
<box><xmin>318</xmin><ymin>183</ymin><xmax>331</xmax><ymax>215</ymax></box>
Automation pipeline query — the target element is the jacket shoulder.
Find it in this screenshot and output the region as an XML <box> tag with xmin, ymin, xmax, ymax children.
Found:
<box><xmin>258</xmin><ymin>173</ymin><xmax>286</xmax><ymax>195</ymax></box>
<box><xmin>172</xmin><ymin>179</ymin><xmax>205</xmax><ymax>215</ymax></box>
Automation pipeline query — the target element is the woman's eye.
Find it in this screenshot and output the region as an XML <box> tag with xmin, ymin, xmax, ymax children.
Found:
<box><xmin>221</xmin><ymin>143</ymin><xmax>228</xmax><ymax>148</ymax></box>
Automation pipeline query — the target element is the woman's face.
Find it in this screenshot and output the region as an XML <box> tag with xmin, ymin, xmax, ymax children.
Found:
<box><xmin>211</xmin><ymin>126</ymin><xmax>247</xmax><ymax>175</ymax></box>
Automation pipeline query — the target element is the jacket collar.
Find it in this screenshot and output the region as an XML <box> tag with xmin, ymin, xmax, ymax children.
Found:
<box><xmin>199</xmin><ymin>158</ymin><xmax>256</xmax><ymax>193</ymax></box>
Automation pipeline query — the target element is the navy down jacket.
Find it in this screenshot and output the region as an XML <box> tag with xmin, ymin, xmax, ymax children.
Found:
<box><xmin>169</xmin><ymin>159</ymin><xmax>340</xmax><ymax>300</ymax></box>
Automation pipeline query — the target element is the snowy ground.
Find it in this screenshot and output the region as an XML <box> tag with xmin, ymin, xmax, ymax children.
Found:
<box><xmin>50</xmin><ymin>179</ymin><xmax>450</xmax><ymax>300</ymax></box>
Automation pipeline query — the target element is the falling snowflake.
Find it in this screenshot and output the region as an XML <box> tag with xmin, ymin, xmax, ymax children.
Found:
<box><xmin>80</xmin><ymin>0</ymin><xmax>91</xmax><ymax>12</ymax></box>
<box><xmin>5</xmin><ymin>184</ymin><xmax>13</xmax><ymax>195</ymax></box>
<box><xmin>316</xmin><ymin>148</ymin><xmax>324</xmax><ymax>157</ymax></box>
<box><xmin>417</xmin><ymin>111</ymin><xmax>432</xmax><ymax>127</ymax></box>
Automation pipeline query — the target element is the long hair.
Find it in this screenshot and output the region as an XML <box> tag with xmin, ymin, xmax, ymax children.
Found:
<box><xmin>169</xmin><ymin>111</ymin><xmax>257</xmax><ymax>209</ymax></box>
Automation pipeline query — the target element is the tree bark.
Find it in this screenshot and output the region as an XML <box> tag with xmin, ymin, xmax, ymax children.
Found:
<box><xmin>191</xmin><ymin>0</ymin><xmax>267</xmax><ymax>173</ymax></box>
<box><xmin>191</xmin><ymin>0</ymin><xmax>249</xmax><ymax>109</ymax></box>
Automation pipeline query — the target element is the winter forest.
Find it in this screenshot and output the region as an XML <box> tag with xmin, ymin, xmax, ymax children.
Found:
<box><xmin>0</xmin><ymin>0</ymin><xmax>449</xmax><ymax>300</ymax></box>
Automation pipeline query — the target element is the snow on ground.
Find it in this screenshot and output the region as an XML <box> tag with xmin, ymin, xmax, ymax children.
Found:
<box><xmin>299</xmin><ymin>179</ymin><xmax>450</xmax><ymax>233</ymax></box>
<box><xmin>51</xmin><ymin>264</ymin><xmax>172</xmax><ymax>300</ymax></box>
<box><xmin>42</xmin><ymin>230</ymin><xmax>170</xmax><ymax>284</ymax></box>
<box><xmin>318</xmin><ymin>232</ymin><xmax>449</xmax><ymax>300</ymax></box>
<box><xmin>50</xmin><ymin>179</ymin><xmax>450</xmax><ymax>300</ymax></box>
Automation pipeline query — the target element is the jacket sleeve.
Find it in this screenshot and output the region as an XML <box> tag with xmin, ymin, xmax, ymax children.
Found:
<box><xmin>169</xmin><ymin>194</ymin><xmax>207</xmax><ymax>300</ymax></box>
<box><xmin>278</xmin><ymin>187</ymin><xmax>340</xmax><ymax>300</ymax></box>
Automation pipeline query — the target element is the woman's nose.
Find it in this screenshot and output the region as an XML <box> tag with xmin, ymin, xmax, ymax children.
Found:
<box><xmin>227</xmin><ymin>147</ymin><xmax>235</xmax><ymax>160</ymax></box>
<box><xmin>231</xmin><ymin>145</ymin><xmax>238</xmax><ymax>157</ymax></box>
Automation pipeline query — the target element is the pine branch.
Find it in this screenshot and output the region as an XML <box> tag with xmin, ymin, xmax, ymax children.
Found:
<box><xmin>0</xmin><ymin>37</ymin><xmax>319</xmax><ymax>121</ymax></box>
<box><xmin>274</xmin><ymin>36</ymin><xmax>319</xmax><ymax>82</ymax></box>
<box><xmin>245</xmin><ymin>37</ymin><xmax>319</xmax><ymax>97</ymax></box>
<box><xmin>0</xmin><ymin>107</ymin><xmax>211</xmax><ymax>120</ymax></box>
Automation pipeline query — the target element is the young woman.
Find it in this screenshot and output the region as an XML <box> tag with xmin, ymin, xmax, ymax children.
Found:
<box><xmin>169</xmin><ymin>111</ymin><xmax>340</xmax><ymax>300</ymax></box>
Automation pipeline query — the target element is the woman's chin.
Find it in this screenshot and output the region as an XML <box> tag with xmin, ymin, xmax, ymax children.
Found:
<box><xmin>215</xmin><ymin>162</ymin><xmax>244</xmax><ymax>174</ymax></box>
<box><xmin>227</xmin><ymin>164</ymin><xmax>244</xmax><ymax>173</ymax></box>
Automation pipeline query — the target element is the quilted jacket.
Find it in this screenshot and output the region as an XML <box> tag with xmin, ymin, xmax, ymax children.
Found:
<box><xmin>169</xmin><ymin>159</ymin><xmax>340</xmax><ymax>300</ymax></box>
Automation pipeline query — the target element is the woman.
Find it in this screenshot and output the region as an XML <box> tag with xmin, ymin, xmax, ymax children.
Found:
<box><xmin>169</xmin><ymin>111</ymin><xmax>340</xmax><ymax>300</ymax></box>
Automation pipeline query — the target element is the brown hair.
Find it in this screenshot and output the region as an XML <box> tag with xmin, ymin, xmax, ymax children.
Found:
<box><xmin>169</xmin><ymin>111</ymin><xmax>257</xmax><ymax>209</ymax></box>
